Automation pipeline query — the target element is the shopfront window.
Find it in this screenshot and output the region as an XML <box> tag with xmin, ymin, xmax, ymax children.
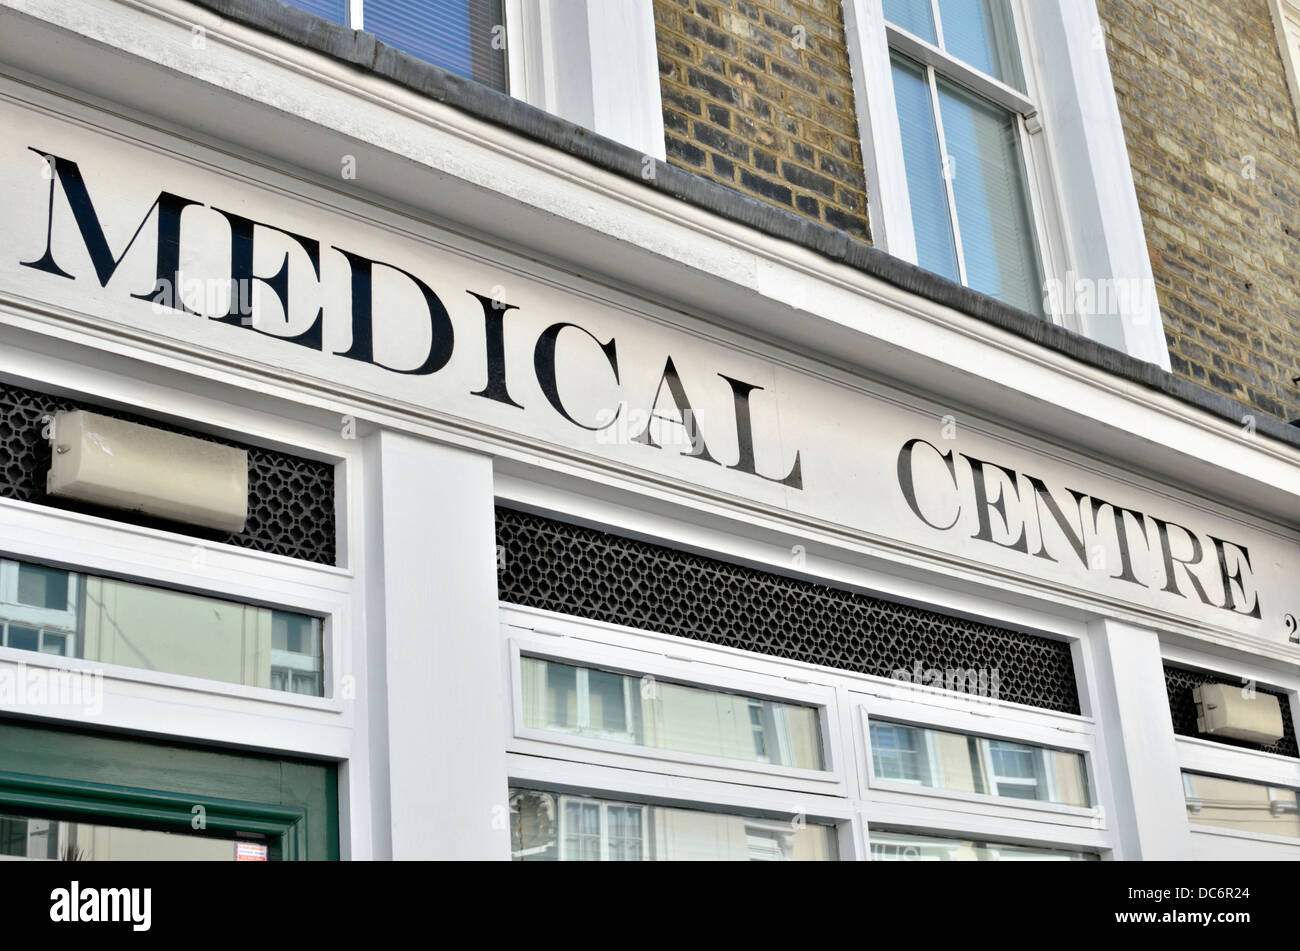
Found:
<box><xmin>510</xmin><ymin>788</ymin><xmax>838</xmax><ymax>861</ymax></box>
<box><xmin>0</xmin><ymin>812</ymin><xmax>274</xmax><ymax>861</ymax></box>
<box><xmin>869</xmin><ymin>719</ymin><xmax>1090</xmax><ymax>806</ymax></box>
<box><xmin>870</xmin><ymin>829</ymin><xmax>1096</xmax><ymax>861</ymax></box>
<box><xmin>1183</xmin><ymin>773</ymin><xmax>1300</xmax><ymax>839</ymax></box>
<box><xmin>520</xmin><ymin>656</ymin><xmax>825</xmax><ymax>769</ymax></box>
<box><xmin>0</xmin><ymin>557</ymin><xmax>324</xmax><ymax>697</ymax></box>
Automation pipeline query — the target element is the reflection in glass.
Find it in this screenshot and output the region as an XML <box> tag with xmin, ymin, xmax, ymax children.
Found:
<box><xmin>510</xmin><ymin>788</ymin><xmax>838</xmax><ymax>861</ymax></box>
<box><xmin>1183</xmin><ymin>773</ymin><xmax>1300</xmax><ymax>838</ymax></box>
<box><xmin>891</xmin><ymin>55</ymin><xmax>961</xmax><ymax>282</ymax></box>
<box><xmin>937</xmin><ymin>77</ymin><xmax>1043</xmax><ymax>315</ymax></box>
<box><xmin>871</xmin><ymin>829</ymin><xmax>1096</xmax><ymax>861</ymax></box>
<box><xmin>520</xmin><ymin>657</ymin><xmax>825</xmax><ymax>769</ymax></box>
<box><xmin>936</xmin><ymin>0</ymin><xmax>1026</xmax><ymax>90</ymax></box>
<box><xmin>883</xmin><ymin>0</ymin><xmax>937</xmax><ymax>43</ymax></box>
<box><xmin>0</xmin><ymin>812</ymin><xmax>274</xmax><ymax>861</ymax></box>
<box><xmin>869</xmin><ymin>720</ymin><xmax>1090</xmax><ymax>806</ymax></box>
<box><xmin>0</xmin><ymin>558</ymin><xmax>323</xmax><ymax>697</ymax></box>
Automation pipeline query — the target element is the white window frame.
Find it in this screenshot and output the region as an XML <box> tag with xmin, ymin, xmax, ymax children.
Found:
<box><xmin>343</xmin><ymin>0</ymin><xmax>665</xmax><ymax>158</ymax></box>
<box><xmin>1163</xmin><ymin>643</ymin><xmax>1300</xmax><ymax>852</ymax></box>
<box><xmin>497</xmin><ymin>478</ymin><xmax>1114</xmax><ymax>860</ymax></box>
<box><xmin>504</xmin><ymin>0</ymin><xmax>665</xmax><ymax>159</ymax></box>
<box><xmin>843</xmin><ymin>0</ymin><xmax>1169</xmax><ymax>367</ymax></box>
<box><xmin>860</xmin><ymin>699</ymin><xmax>1101</xmax><ymax>829</ymax></box>
<box><xmin>507</xmin><ymin>619</ymin><xmax>847</xmax><ymax>797</ymax></box>
<box><xmin>882</xmin><ymin>7</ymin><xmax>1061</xmax><ymax>317</ymax></box>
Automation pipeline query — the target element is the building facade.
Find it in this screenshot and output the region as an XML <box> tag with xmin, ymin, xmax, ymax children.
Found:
<box><xmin>0</xmin><ymin>0</ymin><xmax>1297</xmax><ymax>861</ymax></box>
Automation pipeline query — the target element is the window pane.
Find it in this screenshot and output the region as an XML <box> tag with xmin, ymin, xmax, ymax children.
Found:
<box><xmin>883</xmin><ymin>0</ymin><xmax>937</xmax><ymax>44</ymax></box>
<box><xmin>511</xmin><ymin>788</ymin><xmax>837</xmax><ymax>861</ymax></box>
<box><xmin>869</xmin><ymin>720</ymin><xmax>1089</xmax><ymax>806</ymax></box>
<box><xmin>7</xmin><ymin>625</ymin><xmax>40</xmax><ymax>653</ymax></box>
<box><xmin>0</xmin><ymin>811</ymin><xmax>275</xmax><ymax>860</ymax></box>
<box><xmin>1183</xmin><ymin>773</ymin><xmax>1300</xmax><ymax>838</ymax></box>
<box><xmin>0</xmin><ymin>558</ymin><xmax>323</xmax><ymax>697</ymax></box>
<box><xmin>936</xmin><ymin>78</ymin><xmax>1044</xmax><ymax>315</ymax></box>
<box><xmin>587</xmin><ymin>669</ymin><xmax>628</xmax><ymax>733</ymax></box>
<box><xmin>936</xmin><ymin>0</ymin><xmax>1026</xmax><ymax>91</ymax></box>
<box><xmin>871</xmin><ymin>723</ymin><xmax>930</xmax><ymax>783</ymax></box>
<box><xmin>364</xmin><ymin>0</ymin><xmax>508</xmax><ymax>91</ymax></box>
<box><xmin>280</xmin><ymin>0</ymin><xmax>349</xmax><ymax>23</ymax></box>
<box><xmin>871</xmin><ymin>829</ymin><xmax>1096</xmax><ymax>861</ymax></box>
<box><xmin>16</xmin><ymin>563</ymin><xmax>69</xmax><ymax>610</ymax></box>
<box><xmin>890</xmin><ymin>56</ymin><xmax>960</xmax><ymax>282</ymax></box>
<box><xmin>521</xmin><ymin>657</ymin><xmax>825</xmax><ymax>769</ymax></box>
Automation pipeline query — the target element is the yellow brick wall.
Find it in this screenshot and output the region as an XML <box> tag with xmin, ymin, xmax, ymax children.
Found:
<box><xmin>1097</xmin><ymin>0</ymin><xmax>1300</xmax><ymax>422</ymax></box>
<box><xmin>653</xmin><ymin>0</ymin><xmax>871</xmax><ymax>240</ymax></box>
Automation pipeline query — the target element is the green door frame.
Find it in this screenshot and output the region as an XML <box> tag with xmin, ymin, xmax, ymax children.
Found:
<box><xmin>0</xmin><ymin>718</ymin><xmax>338</xmax><ymax>860</ymax></box>
<box><xmin>0</xmin><ymin>771</ymin><xmax>310</xmax><ymax>859</ymax></box>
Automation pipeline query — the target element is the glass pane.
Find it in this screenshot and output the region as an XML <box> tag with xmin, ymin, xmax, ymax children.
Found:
<box><xmin>871</xmin><ymin>829</ymin><xmax>1096</xmax><ymax>861</ymax></box>
<box><xmin>364</xmin><ymin>0</ymin><xmax>508</xmax><ymax>91</ymax></box>
<box><xmin>870</xmin><ymin>723</ymin><xmax>930</xmax><ymax>783</ymax></box>
<box><xmin>587</xmin><ymin>669</ymin><xmax>628</xmax><ymax>733</ymax></box>
<box><xmin>7</xmin><ymin>625</ymin><xmax>39</xmax><ymax>653</ymax></box>
<box><xmin>0</xmin><ymin>558</ymin><xmax>323</xmax><ymax>697</ymax></box>
<box><xmin>869</xmin><ymin>720</ymin><xmax>1089</xmax><ymax>806</ymax></box>
<box><xmin>16</xmin><ymin>564</ymin><xmax>69</xmax><ymax>610</ymax></box>
<box><xmin>521</xmin><ymin>657</ymin><xmax>825</xmax><ymax>769</ymax></box>
<box><xmin>280</xmin><ymin>0</ymin><xmax>349</xmax><ymax>23</ymax></box>
<box><xmin>883</xmin><ymin>0</ymin><xmax>937</xmax><ymax>43</ymax></box>
<box><xmin>39</xmin><ymin>633</ymin><xmax>69</xmax><ymax>656</ymax></box>
<box><xmin>0</xmin><ymin>811</ymin><xmax>275</xmax><ymax>860</ymax></box>
<box><xmin>937</xmin><ymin>78</ymin><xmax>1044</xmax><ymax>315</ymax></box>
<box><xmin>1183</xmin><ymin>773</ymin><xmax>1300</xmax><ymax>838</ymax></box>
<box><xmin>890</xmin><ymin>56</ymin><xmax>960</xmax><ymax>282</ymax></box>
<box><xmin>511</xmin><ymin>788</ymin><xmax>838</xmax><ymax>861</ymax></box>
<box><xmin>936</xmin><ymin>0</ymin><xmax>1026</xmax><ymax>91</ymax></box>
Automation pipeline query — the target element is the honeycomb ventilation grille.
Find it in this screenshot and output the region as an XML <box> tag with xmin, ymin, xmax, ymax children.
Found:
<box><xmin>495</xmin><ymin>506</ymin><xmax>1080</xmax><ymax>714</ymax></box>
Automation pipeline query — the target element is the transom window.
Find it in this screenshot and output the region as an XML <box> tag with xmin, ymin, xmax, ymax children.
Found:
<box><xmin>0</xmin><ymin>557</ymin><xmax>324</xmax><ymax>697</ymax></box>
<box><xmin>519</xmin><ymin>655</ymin><xmax>826</xmax><ymax>770</ymax></box>
<box><xmin>883</xmin><ymin>0</ymin><xmax>1047</xmax><ymax>316</ymax></box>
<box><xmin>870</xmin><ymin>829</ymin><xmax>1096</xmax><ymax>861</ymax></box>
<box><xmin>868</xmin><ymin>719</ymin><xmax>1090</xmax><ymax>807</ymax></box>
<box><xmin>1182</xmin><ymin>772</ymin><xmax>1300</xmax><ymax>839</ymax></box>
<box><xmin>282</xmin><ymin>0</ymin><xmax>508</xmax><ymax>90</ymax></box>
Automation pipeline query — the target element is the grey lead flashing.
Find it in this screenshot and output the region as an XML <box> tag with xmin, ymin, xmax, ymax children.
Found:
<box><xmin>192</xmin><ymin>0</ymin><xmax>1300</xmax><ymax>450</ymax></box>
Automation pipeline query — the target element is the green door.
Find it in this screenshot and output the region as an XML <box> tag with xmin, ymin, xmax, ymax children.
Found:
<box><xmin>0</xmin><ymin>717</ymin><xmax>338</xmax><ymax>860</ymax></box>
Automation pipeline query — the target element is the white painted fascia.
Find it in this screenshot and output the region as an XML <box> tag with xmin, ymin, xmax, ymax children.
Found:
<box><xmin>506</xmin><ymin>0</ymin><xmax>666</xmax><ymax>159</ymax></box>
<box><xmin>0</xmin><ymin>0</ymin><xmax>1295</xmax><ymax>526</ymax></box>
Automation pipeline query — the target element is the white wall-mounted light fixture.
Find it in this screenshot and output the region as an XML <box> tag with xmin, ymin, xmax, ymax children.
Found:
<box><xmin>47</xmin><ymin>410</ymin><xmax>248</xmax><ymax>533</ymax></box>
<box><xmin>1192</xmin><ymin>684</ymin><xmax>1285</xmax><ymax>746</ymax></box>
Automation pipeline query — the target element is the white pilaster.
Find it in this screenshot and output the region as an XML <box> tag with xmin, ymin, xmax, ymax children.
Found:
<box><xmin>365</xmin><ymin>430</ymin><xmax>509</xmax><ymax>859</ymax></box>
<box><xmin>1084</xmin><ymin>618</ymin><xmax>1191</xmax><ymax>859</ymax></box>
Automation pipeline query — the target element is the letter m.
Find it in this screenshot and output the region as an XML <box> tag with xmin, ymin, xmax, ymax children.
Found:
<box><xmin>101</xmin><ymin>888</ymin><xmax>129</xmax><ymax>922</ymax></box>
<box><xmin>22</xmin><ymin>149</ymin><xmax>200</xmax><ymax>311</ymax></box>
